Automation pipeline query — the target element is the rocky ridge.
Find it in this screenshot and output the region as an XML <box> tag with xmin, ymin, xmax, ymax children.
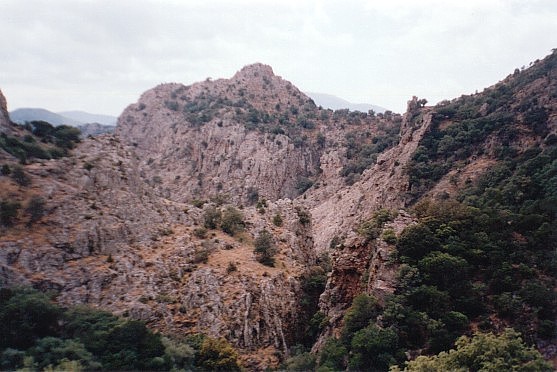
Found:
<box><xmin>2</xmin><ymin>53</ymin><xmax>556</xmax><ymax>369</ymax></box>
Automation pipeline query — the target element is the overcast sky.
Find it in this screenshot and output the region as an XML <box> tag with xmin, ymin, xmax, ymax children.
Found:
<box><xmin>1</xmin><ymin>0</ymin><xmax>556</xmax><ymax>116</ymax></box>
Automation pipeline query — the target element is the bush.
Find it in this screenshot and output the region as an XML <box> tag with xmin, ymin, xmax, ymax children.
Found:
<box><xmin>220</xmin><ymin>206</ymin><xmax>244</xmax><ymax>235</ymax></box>
<box><xmin>203</xmin><ymin>206</ymin><xmax>221</xmax><ymax>229</ymax></box>
<box><xmin>397</xmin><ymin>223</ymin><xmax>440</xmax><ymax>260</ymax></box>
<box><xmin>285</xmin><ymin>351</ymin><xmax>316</xmax><ymax>371</ymax></box>
<box><xmin>0</xmin><ymin>199</ymin><xmax>21</xmax><ymax>226</ymax></box>
<box><xmin>11</xmin><ymin>166</ymin><xmax>31</xmax><ymax>186</ymax></box>
<box><xmin>318</xmin><ymin>338</ymin><xmax>347</xmax><ymax>371</ymax></box>
<box><xmin>272</xmin><ymin>213</ymin><xmax>283</xmax><ymax>226</ymax></box>
<box><xmin>0</xmin><ymin>288</ymin><xmax>61</xmax><ymax>350</ymax></box>
<box><xmin>341</xmin><ymin>294</ymin><xmax>381</xmax><ymax>344</ymax></box>
<box><xmin>394</xmin><ymin>328</ymin><xmax>551</xmax><ymax>371</ymax></box>
<box><xmin>226</xmin><ymin>262</ymin><xmax>237</xmax><ymax>274</ymax></box>
<box><xmin>25</xmin><ymin>196</ymin><xmax>46</xmax><ymax>225</ymax></box>
<box><xmin>196</xmin><ymin>337</ymin><xmax>241</xmax><ymax>371</ymax></box>
<box><xmin>1</xmin><ymin>164</ymin><xmax>10</xmax><ymax>175</ymax></box>
<box><xmin>193</xmin><ymin>227</ymin><xmax>208</xmax><ymax>239</ymax></box>
<box><xmin>349</xmin><ymin>324</ymin><xmax>398</xmax><ymax>371</ymax></box>
<box><xmin>382</xmin><ymin>228</ymin><xmax>398</xmax><ymax>244</ymax></box>
<box><xmin>254</xmin><ymin>229</ymin><xmax>277</xmax><ymax>267</ymax></box>
<box><xmin>295</xmin><ymin>206</ymin><xmax>311</xmax><ymax>225</ymax></box>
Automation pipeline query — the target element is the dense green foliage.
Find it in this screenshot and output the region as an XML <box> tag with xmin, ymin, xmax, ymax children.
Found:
<box><xmin>341</xmin><ymin>123</ymin><xmax>401</xmax><ymax>184</ymax></box>
<box><xmin>407</xmin><ymin>51</ymin><xmax>556</xmax><ymax>200</ymax></box>
<box><xmin>0</xmin><ymin>121</ymin><xmax>80</xmax><ymax>162</ymax></box>
<box><xmin>309</xmin><ymin>54</ymin><xmax>557</xmax><ymax>370</ymax></box>
<box><xmin>0</xmin><ymin>287</ymin><xmax>241</xmax><ymax>370</ymax></box>
<box><xmin>393</xmin><ymin>328</ymin><xmax>551</xmax><ymax>371</ymax></box>
<box><xmin>202</xmin><ymin>205</ymin><xmax>245</xmax><ymax>236</ymax></box>
<box><xmin>253</xmin><ymin>229</ymin><xmax>277</xmax><ymax>266</ymax></box>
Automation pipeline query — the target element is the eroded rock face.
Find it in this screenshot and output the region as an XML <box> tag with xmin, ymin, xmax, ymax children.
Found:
<box><xmin>115</xmin><ymin>64</ymin><xmax>322</xmax><ymax>203</ymax></box>
<box><xmin>305</xmin><ymin>107</ymin><xmax>434</xmax><ymax>252</ymax></box>
<box><xmin>313</xmin><ymin>211</ymin><xmax>415</xmax><ymax>349</ymax></box>
<box><xmin>0</xmin><ymin>89</ymin><xmax>14</xmax><ymax>134</ymax></box>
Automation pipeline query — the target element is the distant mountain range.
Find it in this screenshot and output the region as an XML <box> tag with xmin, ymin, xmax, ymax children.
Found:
<box><xmin>306</xmin><ymin>92</ymin><xmax>388</xmax><ymax>113</ymax></box>
<box><xmin>9</xmin><ymin>108</ymin><xmax>117</xmax><ymax>126</ymax></box>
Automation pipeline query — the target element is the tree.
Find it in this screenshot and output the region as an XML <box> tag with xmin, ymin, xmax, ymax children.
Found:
<box><xmin>272</xmin><ymin>213</ymin><xmax>283</xmax><ymax>227</ymax></box>
<box><xmin>418</xmin><ymin>252</ymin><xmax>469</xmax><ymax>291</ymax></box>
<box><xmin>393</xmin><ymin>328</ymin><xmax>551</xmax><ymax>371</ymax></box>
<box><xmin>318</xmin><ymin>337</ymin><xmax>347</xmax><ymax>371</ymax></box>
<box><xmin>341</xmin><ymin>294</ymin><xmax>381</xmax><ymax>344</ymax></box>
<box><xmin>254</xmin><ymin>229</ymin><xmax>277</xmax><ymax>267</ymax></box>
<box><xmin>52</xmin><ymin>125</ymin><xmax>81</xmax><ymax>149</ymax></box>
<box><xmin>349</xmin><ymin>324</ymin><xmax>398</xmax><ymax>371</ymax></box>
<box><xmin>0</xmin><ymin>289</ymin><xmax>61</xmax><ymax>350</ymax></box>
<box><xmin>397</xmin><ymin>223</ymin><xmax>440</xmax><ymax>260</ymax></box>
<box><xmin>29</xmin><ymin>337</ymin><xmax>97</xmax><ymax>370</ymax></box>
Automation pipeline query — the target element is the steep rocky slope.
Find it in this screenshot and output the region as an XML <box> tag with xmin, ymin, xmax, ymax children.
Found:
<box><xmin>0</xmin><ymin>89</ymin><xmax>15</xmax><ymax>136</ymax></box>
<box><xmin>1</xmin><ymin>51</ymin><xmax>556</xmax><ymax>369</ymax></box>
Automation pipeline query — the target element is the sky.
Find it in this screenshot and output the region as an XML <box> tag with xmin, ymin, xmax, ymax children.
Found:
<box><xmin>1</xmin><ymin>0</ymin><xmax>556</xmax><ymax>116</ymax></box>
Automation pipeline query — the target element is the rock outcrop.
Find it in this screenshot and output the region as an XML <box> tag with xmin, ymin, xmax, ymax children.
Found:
<box><xmin>0</xmin><ymin>89</ymin><xmax>14</xmax><ymax>134</ymax></box>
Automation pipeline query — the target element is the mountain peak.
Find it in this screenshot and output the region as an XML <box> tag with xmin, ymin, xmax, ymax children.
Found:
<box><xmin>233</xmin><ymin>63</ymin><xmax>275</xmax><ymax>80</ymax></box>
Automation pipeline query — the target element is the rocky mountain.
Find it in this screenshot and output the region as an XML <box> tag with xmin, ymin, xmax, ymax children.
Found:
<box><xmin>307</xmin><ymin>91</ymin><xmax>387</xmax><ymax>113</ymax></box>
<box><xmin>0</xmin><ymin>51</ymin><xmax>556</xmax><ymax>370</ymax></box>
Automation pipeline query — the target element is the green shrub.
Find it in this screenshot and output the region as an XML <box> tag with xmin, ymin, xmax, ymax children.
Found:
<box><xmin>11</xmin><ymin>166</ymin><xmax>31</xmax><ymax>186</ymax></box>
<box><xmin>394</xmin><ymin>328</ymin><xmax>551</xmax><ymax>371</ymax></box>
<box><xmin>318</xmin><ymin>338</ymin><xmax>347</xmax><ymax>371</ymax></box>
<box><xmin>382</xmin><ymin>228</ymin><xmax>397</xmax><ymax>244</ymax></box>
<box><xmin>1</xmin><ymin>164</ymin><xmax>11</xmax><ymax>175</ymax></box>
<box><xmin>397</xmin><ymin>223</ymin><xmax>440</xmax><ymax>260</ymax></box>
<box><xmin>272</xmin><ymin>213</ymin><xmax>283</xmax><ymax>226</ymax></box>
<box><xmin>203</xmin><ymin>206</ymin><xmax>221</xmax><ymax>229</ymax></box>
<box><xmin>285</xmin><ymin>351</ymin><xmax>316</xmax><ymax>371</ymax></box>
<box><xmin>0</xmin><ymin>288</ymin><xmax>61</xmax><ymax>349</ymax></box>
<box><xmin>349</xmin><ymin>324</ymin><xmax>398</xmax><ymax>371</ymax></box>
<box><xmin>193</xmin><ymin>227</ymin><xmax>208</xmax><ymax>239</ymax></box>
<box><xmin>220</xmin><ymin>206</ymin><xmax>244</xmax><ymax>235</ymax></box>
<box><xmin>0</xmin><ymin>199</ymin><xmax>21</xmax><ymax>226</ymax></box>
<box><xmin>254</xmin><ymin>229</ymin><xmax>277</xmax><ymax>267</ymax></box>
<box><xmin>295</xmin><ymin>207</ymin><xmax>311</xmax><ymax>225</ymax></box>
<box><xmin>191</xmin><ymin>199</ymin><xmax>205</xmax><ymax>208</ymax></box>
<box><xmin>341</xmin><ymin>294</ymin><xmax>381</xmax><ymax>344</ymax></box>
<box><xmin>196</xmin><ymin>337</ymin><xmax>241</xmax><ymax>371</ymax></box>
<box><xmin>25</xmin><ymin>196</ymin><xmax>46</xmax><ymax>225</ymax></box>
<box><xmin>226</xmin><ymin>262</ymin><xmax>237</xmax><ymax>274</ymax></box>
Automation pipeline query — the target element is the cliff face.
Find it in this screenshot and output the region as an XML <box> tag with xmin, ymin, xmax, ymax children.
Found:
<box><xmin>0</xmin><ymin>89</ymin><xmax>14</xmax><ymax>134</ymax></box>
<box><xmin>0</xmin><ymin>132</ymin><xmax>319</xmax><ymax>367</ymax></box>
<box><xmin>115</xmin><ymin>64</ymin><xmax>323</xmax><ymax>203</ymax></box>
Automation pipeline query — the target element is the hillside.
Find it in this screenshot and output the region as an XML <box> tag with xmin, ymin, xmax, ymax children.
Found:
<box><xmin>10</xmin><ymin>108</ymin><xmax>82</xmax><ymax>126</ymax></box>
<box><xmin>0</xmin><ymin>52</ymin><xmax>556</xmax><ymax>370</ymax></box>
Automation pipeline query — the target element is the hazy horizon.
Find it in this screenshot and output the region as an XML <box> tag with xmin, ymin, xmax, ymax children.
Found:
<box><xmin>1</xmin><ymin>0</ymin><xmax>556</xmax><ymax>116</ymax></box>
